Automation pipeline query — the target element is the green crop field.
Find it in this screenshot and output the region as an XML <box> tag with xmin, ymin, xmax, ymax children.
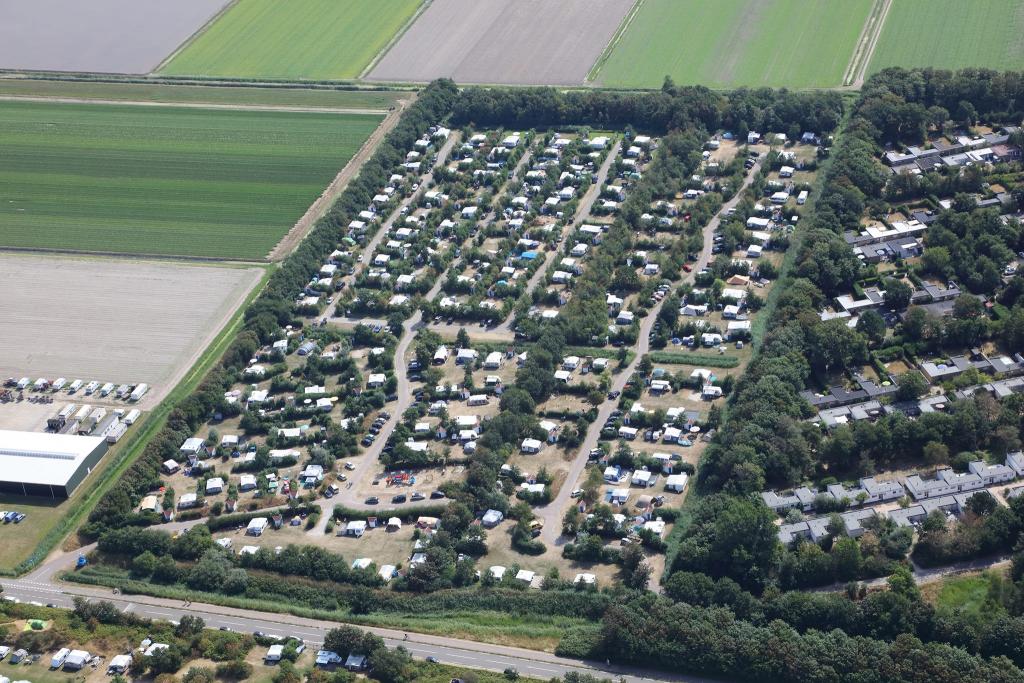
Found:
<box><xmin>595</xmin><ymin>0</ymin><xmax>873</xmax><ymax>89</ymax></box>
<box><xmin>868</xmin><ymin>0</ymin><xmax>1024</xmax><ymax>74</ymax></box>
<box><xmin>0</xmin><ymin>100</ymin><xmax>381</xmax><ymax>259</ymax></box>
<box><xmin>0</xmin><ymin>79</ymin><xmax>408</xmax><ymax>110</ymax></box>
<box><xmin>161</xmin><ymin>0</ymin><xmax>423</xmax><ymax>80</ymax></box>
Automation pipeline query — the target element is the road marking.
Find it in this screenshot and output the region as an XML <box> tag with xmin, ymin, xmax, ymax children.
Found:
<box><xmin>122</xmin><ymin>603</ymin><xmax>134</xmax><ymax>613</ymax></box>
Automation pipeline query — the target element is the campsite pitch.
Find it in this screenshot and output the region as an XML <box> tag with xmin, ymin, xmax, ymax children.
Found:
<box><xmin>0</xmin><ymin>99</ymin><xmax>382</xmax><ymax>260</ymax></box>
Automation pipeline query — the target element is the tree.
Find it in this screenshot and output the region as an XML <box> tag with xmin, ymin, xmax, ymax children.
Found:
<box><xmin>175</xmin><ymin>615</ymin><xmax>205</xmax><ymax>637</ymax></box>
<box><xmin>923</xmin><ymin>441</ymin><xmax>949</xmax><ymax>466</ymax></box>
<box><xmin>148</xmin><ymin>646</ymin><xmax>184</xmax><ymax>675</ymax></box>
<box><xmin>132</xmin><ymin>550</ymin><xmax>157</xmax><ymax>577</ymax></box>
<box><xmin>187</xmin><ymin>549</ymin><xmax>230</xmax><ymax>591</ymax></box>
<box><xmin>183</xmin><ymin>668</ymin><xmax>215</xmax><ymax>683</ymax></box>
<box><xmin>152</xmin><ymin>555</ymin><xmax>180</xmax><ymax>584</ymax></box>
<box><xmin>855</xmin><ymin>309</ymin><xmax>886</xmax><ymax>345</ymax></box>
<box><xmin>966</xmin><ymin>491</ymin><xmax>997</xmax><ymax>516</ymax></box>
<box><xmin>369</xmin><ymin>646</ymin><xmax>413</xmax><ymax>683</ymax></box>
<box><xmin>809</xmin><ymin>319</ymin><xmax>868</xmax><ymax>373</ymax></box>
<box><xmin>456</xmin><ymin>327</ymin><xmax>470</xmax><ymax>349</ymax></box>
<box><xmin>894</xmin><ymin>371</ymin><xmax>928</xmax><ymax>401</ymax></box>
<box><xmin>883</xmin><ymin>278</ymin><xmax>912</xmax><ymax>310</ymax></box>
<box><xmin>887</xmin><ymin>564</ymin><xmax>919</xmax><ymax>600</ymax></box>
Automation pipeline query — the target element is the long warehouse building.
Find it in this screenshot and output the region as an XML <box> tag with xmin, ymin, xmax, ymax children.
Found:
<box><xmin>0</xmin><ymin>429</ymin><xmax>108</xmax><ymax>498</ymax></box>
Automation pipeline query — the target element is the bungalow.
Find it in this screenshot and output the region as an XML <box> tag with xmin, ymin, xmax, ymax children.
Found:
<box><xmin>610</xmin><ymin>488</ymin><xmax>629</xmax><ymax>505</ymax></box>
<box><xmin>180</xmin><ymin>437</ymin><xmax>204</xmax><ymax>455</ymax></box>
<box><xmin>178</xmin><ymin>493</ymin><xmax>198</xmax><ymax>510</ymax></box>
<box><xmin>554</xmin><ymin>370</ymin><xmax>572</xmax><ymax>383</ymax></box>
<box><xmin>665</xmin><ymin>473</ymin><xmax>689</xmax><ymax>493</ymax></box>
<box><xmin>206</xmin><ymin>477</ymin><xmax>224</xmax><ymax>495</ymax></box>
<box><xmin>467</xmin><ymin>394</ymin><xmax>489</xmax><ymax>406</ymax></box>
<box><xmin>456</xmin><ymin>348</ymin><xmax>479</xmax><ymax>365</ymax></box>
<box><xmin>616</xmin><ymin>310</ymin><xmax>635</xmax><ymax>325</ymax></box>
<box><xmin>604</xmin><ymin>465</ymin><xmax>623</xmax><ymax>483</ymax></box>
<box><xmin>702</xmin><ymin>385</ymin><xmax>723</xmax><ymax>399</ymax></box>
<box><xmin>701</xmin><ymin>333</ymin><xmax>723</xmax><ymax>347</ymax></box>
<box><xmin>682</xmin><ymin>303</ymin><xmax>708</xmax><ymax>317</ymax></box>
<box><xmin>521</xmin><ymin>438</ymin><xmax>543</xmax><ymax>454</ymax></box>
<box><xmin>239</xmin><ymin>474</ymin><xmax>257</xmax><ymax>491</ymax></box>
<box><xmin>483</xmin><ymin>351</ymin><xmax>503</xmax><ymax>369</ymax></box>
<box><xmin>632</xmin><ymin>470</ymin><xmax>656</xmax><ymax>488</ymax></box>
<box><xmin>618</xmin><ymin>426</ymin><xmax>638</xmax><ymax>440</ymax></box>
<box><xmin>367</xmin><ymin>373</ymin><xmax>386</xmax><ymax>388</ymax></box>
<box><xmin>162</xmin><ymin>459</ymin><xmax>180</xmax><ymax>475</ymax></box>
<box><xmin>433</xmin><ymin>345</ymin><xmax>450</xmax><ymax>364</ymax></box>
<box><xmin>650</xmin><ymin>379</ymin><xmax>671</xmax><ymax>394</ymax></box>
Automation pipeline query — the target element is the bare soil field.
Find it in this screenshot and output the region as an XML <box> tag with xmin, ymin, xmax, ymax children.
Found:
<box><xmin>0</xmin><ymin>254</ymin><xmax>263</xmax><ymax>408</ymax></box>
<box><xmin>368</xmin><ymin>0</ymin><xmax>634</xmax><ymax>85</ymax></box>
<box><xmin>0</xmin><ymin>0</ymin><xmax>229</xmax><ymax>74</ymax></box>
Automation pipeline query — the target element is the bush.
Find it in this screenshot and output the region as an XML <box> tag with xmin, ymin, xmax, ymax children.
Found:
<box><xmin>215</xmin><ymin>660</ymin><xmax>253</xmax><ymax>681</ymax></box>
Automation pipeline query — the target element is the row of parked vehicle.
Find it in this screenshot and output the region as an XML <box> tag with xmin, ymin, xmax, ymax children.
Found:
<box><xmin>1</xmin><ymin>510</ymin><xmax>26</xmax><ymax>524</ymax></box>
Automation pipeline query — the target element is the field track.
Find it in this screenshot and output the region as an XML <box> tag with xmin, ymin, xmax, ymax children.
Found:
<box><xmin>267</xmin><ymin>95</ymin><xmax>413</xmax><ymax>261</ymax></box>
<box><xmin>0</xmin><ymin>95</ymin><xmax>388</xmax><ymax>115</ymax></box>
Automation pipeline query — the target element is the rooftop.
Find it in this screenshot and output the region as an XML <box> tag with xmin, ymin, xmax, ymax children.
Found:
<box><xmin>0</xmin><ymin>430</ymin><xmax>106</xmax><ymax>487</ymax></box>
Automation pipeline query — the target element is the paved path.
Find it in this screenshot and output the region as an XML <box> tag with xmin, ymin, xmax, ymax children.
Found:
<box><xmin>538</xmin><ymin>159</ymin><xmax>763</xmax><ymax>544</ymax></box>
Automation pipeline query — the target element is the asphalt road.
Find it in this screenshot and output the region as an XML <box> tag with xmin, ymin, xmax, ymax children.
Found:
<box><xmin>2</xmin><ymin>564</ymin><xmax>724</xmax><ymax>683</ymax></box>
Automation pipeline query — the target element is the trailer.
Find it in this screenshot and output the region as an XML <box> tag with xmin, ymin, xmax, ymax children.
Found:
<box><xmin>51</xmin><ymin>648</ymin><xmax>70</xmax><ymax>669</ymax></box>
<box><xmin>99</xmin><ymin>382</ymin><xmax>115</xmax><ymax>397</ymax></box>
<box><xmin>130</xmin><ymin>384</ymin><xmax>149</xmax><ymax>402</ymax></box>
<box><xmin>16</xmin><ymin>377</ymin><xmax>30</xmax><ymax>390</ymax></box>
<box><xmin>51</xmin><ymin>377</ymin><xmax>67</xmax><ymax>392</ymax></box>
<box><xmin>797</xmin><ymin>190</ymin><xmax>809</xmax><ymax>205</ymax></box>
<box><xmin>48</xmin><ymin>404</ymin><xmax>77</xmax><ymax>431</ymax></box>
<box><xmin>106</xmin><ymin>422</ymin><xmax>128</xmax><ymax>443</ymax></box>
<box><xmin>88</xmin><ymin>407</ymin><xmax>106</xmax><ymax>423</ymax></box>
<box><xmin>73</xmin><ymin>404</ymin><xmax>93</xmax><ymax>421</ymax></box>
<box><xmin>59</xmin><ymin>419</ymin><xmax>81</xmax><ymax>435</ymax></box>
<box><xmin>34</xmin><ymin>378</ymin><xmax>49</xmax><ymax>391</ymax></box>
<box><xmin>68</xmin><ymin>379</ymin><xmax>83</xmax><ymax>393</ymax></box>
<box><xmin>84</xmin><ymin>381</ymin><xmax>100</xmax><ymax>395</ymax></box>
<box><xmin>115</xmin><ymin>384</ymin><xmax>131</xmax><ymax>398</ymax></box>
<box><xmin>123</xmin><ymin>409</ymin><xmax>141</xmax><ymax>425</ymax></box>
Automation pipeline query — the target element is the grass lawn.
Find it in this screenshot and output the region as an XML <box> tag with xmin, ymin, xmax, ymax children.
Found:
<box><xmin>0</xmin><ymin>100</ymin><xmax>381</xmax><ymax>259</ymax></box>
<box><xmin>161</xmin><ymin>0</ymin><xmax>423</xmax><ymax>80</ymax></box>
<box><xmin>923</xmin><ymin>570</ymin><xmax>1010</xmax><ymax>622</ymax></box>
<box><xmin>0</xmin><ymin>79</ymin><xmax>408</xmax><ymax>110</ymax></box>
<box><xmin>596</xmin><ymin>0</ymin><xmax>873</xmax><ymax>89</ymax></box>
<box><xmin>0</xmin><ymin>494</ymin><xmax>71</xmax><ymax>574</ymax></box>
<box><xmin>868</xmin><ymin>0</ymin><xmax>1024</xmax><ymax>74</ymax></box>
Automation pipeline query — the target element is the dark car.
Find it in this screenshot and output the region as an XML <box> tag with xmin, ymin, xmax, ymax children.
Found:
<box><xmin>411</xmin><ymin>492</ymin><xmax>425</xmax><ymax>501</ymax></box>
<box><xmin>429</xmin><ymin>491</ymin><xmax>446</xmax><ymax>500</ymax></box>
<box><xmin>391</xmin><ymin>494</ymin><xmax>407</xmax><ymax>504</ymax></box>
<box><xmin>426</xmin><ymin>656</ymin><xmax>439</xmax><ymax>663</ymax></box>
<box><xmin>365</xmin><ymin>496</ymin><xmax>379</xmax><ymax>505</ymax></box>
<box><xmin>607</xmin><ymin>390</ymin><xmax>620</xmax><ymax>399</ymax></box>
<box><xmin>361</xmin><ymin>435</ymin><xmax>375</xmax><ymax>447</ymax></box>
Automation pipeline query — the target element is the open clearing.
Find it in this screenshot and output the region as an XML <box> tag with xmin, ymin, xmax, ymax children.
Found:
<box><xmin>595</xmin><ymin>0</ymin><xmax>873</xmax><ymax>89</ymax></box>
<box><xmin>161</xmin><ymin>0</ymin><xmax>423</xmax><ymax>80</ymax></box>
<box><xmin>0</xmin><ymin>253</ymin><xmax>264</xmax><ymax>404</ymax></box>
<box><xmin>867</xmin><ymin>0</ymin><xmax>1024</xmax><ymax>74</ymax></box>
<box><xmin>0</xmin><ymin>100</ymin><xmax>382</xmax><ymax>259</ymax></box>
<box><xmin>0</xmin><ymin>0</ymin><xmax>228</xmax><ymax>74</ymax></box>
<box><xmin>368</xmin><ymin>0</ymin><xmax>634</xmax><ymax>85</ymax></box>
<box><xmin>0</xmin><ymin>79</ymin><xmax>409</xmax><ymax>110</ymax></box>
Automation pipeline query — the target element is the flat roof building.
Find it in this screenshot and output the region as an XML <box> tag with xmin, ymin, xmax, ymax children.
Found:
<box><xmin>0</xmin><ymin>430</ymin><xmax>108</xmax><ymax>498</ymax></box>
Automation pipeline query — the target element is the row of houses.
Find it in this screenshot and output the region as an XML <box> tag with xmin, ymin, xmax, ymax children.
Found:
<box><xmin>764</xmin><ymin>452</ymin><xmax>1024</xmax><ymax>518</ymax></box>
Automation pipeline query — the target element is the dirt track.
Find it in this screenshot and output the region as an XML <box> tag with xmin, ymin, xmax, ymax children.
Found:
<box><xmin>267</xmin><ymin>97</ymin><xmax>411</xmax><ymax>261</ymax></box>
<box><xmin>368</xmin><ymin>0</ymin><xmax>635</xmax><ymax>85</ymax></box>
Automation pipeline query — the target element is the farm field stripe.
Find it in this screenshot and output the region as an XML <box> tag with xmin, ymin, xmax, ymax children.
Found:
<box><xmin>0</xmin><ymin>100</ymin><xmax>381</xmax><ymax>259</ymax></box>
<box><xmin>160</xmin><ymin>0</ymin><xmax>423</xmax><ymax>81</ymax></box>
<box><xmin>867</xmin><ymin>0</ymin><xmax>1024</xmax><ymax>74</ymax></box>
<box><xmin>0</xmin><ymin>94</ymin><xmax>388</xmax><ymax>115</ymax></box>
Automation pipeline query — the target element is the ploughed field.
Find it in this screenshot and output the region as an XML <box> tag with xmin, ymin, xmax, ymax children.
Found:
<box><xmin>160</xmin><ymin>0</ymin><xmax>423</xmax><ymax>80</ymax></box>
<box><xmin>595</xmin><ymin>0</ymin><xmax>874</xmax><ymax>89</ymax></box>
<box><xmin>0</xmin><ymin>100</ymin><xmax>382</xmax><ymax>259</ymax></box>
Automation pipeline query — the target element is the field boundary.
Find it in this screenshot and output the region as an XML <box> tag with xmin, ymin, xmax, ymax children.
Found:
<box><xmin>359</xmin><ymin>0</ymin><xmax>433</xmax><ymax>80</ymax></box>
<box><xmin>0</xmin><ymin>94</ymin><xmax>387</xmax><ymax>115</ymax></box>
<box><xmin>152</xmin><ymin>0</ymin><xmax>239</xmax><ymax>74</ymax></box>
<box><xmin>266</xmin><ymin>96</ymin><xmax>409</xmax><ymax>261</ymax></box>
<box><xmin>0</xmin><ymin>244</ymin><xmax>266</xmax><ymax>265</ymax></box>
<box><xmin>843</xmin><ymin>0</ymin><xmax>892</xmax><ymax>88</ymax></box>
<box><xmin>3</xmin><ymin>264</ymin><xmax>273</xmax><ymax>577</ymax></box>
<box><xmin>585</xmin><ymin>0</ymin><xmax>644</xmax><ymax>83</ymax></box>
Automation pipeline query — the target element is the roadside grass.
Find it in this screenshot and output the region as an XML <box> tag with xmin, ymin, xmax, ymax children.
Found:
<box><xmin>160</xmin><ymin>0</ymin><xmax>423</xmax><ymax>81</ymax></box>
<box><xmin>66</xmin><ymin>568</ymin><xmax>582</xmax><ymax>652</ymax></box>
<box><xmin>2</xmin><ymin>266</ymin><xmax>272</xmax><ymax>577</ymax></box>
<box><xmin>596</xmin><ymin>0</ymin><xmax>873</xmax><ymax>89</ymax></box>
<box><xmin>0</xmin><ymin>79</ymin><xmax>409</xmax><ymax>110</ymax></box>
<box><xmin>647</xmin><ymin>351</ymin><xmax>739</xmax><ymax>368</ymax></box>
<box><xmin>0</xmin><ymin>100</ymin><xmax>381</xmax><ymax>259</ymax></box>
<box><xmin>868</xmin><ymin>0</ymin><xmax>1024</xmax><ymax>74</ymax></box>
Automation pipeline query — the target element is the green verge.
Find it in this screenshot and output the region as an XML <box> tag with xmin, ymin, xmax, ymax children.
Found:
<box><xmin>65</xmin><ymin>568</ymin><xmax>584</xmax><ymax>651</ymax></box>
<box><xmin>3</xmin><ymin>265</ymin><xmax>273</xmax><ymax>577</ymax></box>
<box><xmin>646</xmin><ymin>351</ymin><xmax>739</xmax><ymax>368</ymax></box>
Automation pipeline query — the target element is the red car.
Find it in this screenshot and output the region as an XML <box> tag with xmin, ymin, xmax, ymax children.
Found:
<box><xmin>682</xmin><ymin>264</ymin><xmax>692</xmax><ymax>272</ymax></box>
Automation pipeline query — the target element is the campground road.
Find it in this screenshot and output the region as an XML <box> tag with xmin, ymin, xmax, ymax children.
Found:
<box><xmin>538</xmin><ymin>158</ymin><xmax>763</xmax><ymax>544</ymax></box>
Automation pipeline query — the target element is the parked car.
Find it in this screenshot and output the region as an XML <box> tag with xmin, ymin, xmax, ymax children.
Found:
<box><xmin>391</xmin><ymin>494</ymin><xmax>407</xmax><ymax>504</ymax></box>
<box><xmin>365</xmin><ymin>497</ymin><xmax>379</xmax><ymax>505</ymax></box>
<box><xmin>429</xmin><ymin>491</ymin><xmax>446</xmax><ymax>500</ymax></box>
